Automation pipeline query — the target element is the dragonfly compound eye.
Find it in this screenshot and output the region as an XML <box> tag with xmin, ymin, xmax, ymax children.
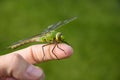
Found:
<box><xmin>56</xmin><ymin>32</ymin><xmax>64</xmax><ymax>42</ymax></box>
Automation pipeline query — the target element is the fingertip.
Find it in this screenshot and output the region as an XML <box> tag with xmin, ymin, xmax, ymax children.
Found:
<box><xmin>62</xmin><ymin>43</ymin><xmax>73</xmax><ymax>56</ymax></box>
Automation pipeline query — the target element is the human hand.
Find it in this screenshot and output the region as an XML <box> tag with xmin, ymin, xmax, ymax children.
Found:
<box><xmin>0</xmin><ymin>43</ymin><xmax>73</xmax><ymax>80</ymax></box>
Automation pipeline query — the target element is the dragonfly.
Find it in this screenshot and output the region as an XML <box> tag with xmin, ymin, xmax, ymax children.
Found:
<box><xmin>2</xmin><ymin>17</ymin><xmax>77</xmax><ymax>60</ymax></box>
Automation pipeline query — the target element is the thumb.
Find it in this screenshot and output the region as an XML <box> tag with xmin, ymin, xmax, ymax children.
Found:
<box><xmin>0</xmin><ymin>53</ymin><xmax>44</xmax><ymax>80</ymax></box>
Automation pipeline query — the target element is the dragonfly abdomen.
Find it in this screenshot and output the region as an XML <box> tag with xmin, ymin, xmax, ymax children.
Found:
<box><xmin>8</xmin><ymin>38</ymin><xmax>37</xmax><ymax>49</ymax></box>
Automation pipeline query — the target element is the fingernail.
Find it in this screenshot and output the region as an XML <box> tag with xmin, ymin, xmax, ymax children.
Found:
<box><xmin>25</xmin><ymin>65</ymin><xmax>42</xmax><ymax>79</ymax></box>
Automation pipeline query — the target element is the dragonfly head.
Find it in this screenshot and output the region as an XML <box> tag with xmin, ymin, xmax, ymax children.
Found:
<box><xmin>56</xmin><ymin>32</ymin><xmax>64</xmax><ymax>42</ymax></box>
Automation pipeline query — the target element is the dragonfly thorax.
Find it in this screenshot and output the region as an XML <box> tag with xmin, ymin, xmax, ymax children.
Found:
<box><xmin>39</xmin><ymin>31</ymin><xmax>64</xmax><ymax>43</ymax></box>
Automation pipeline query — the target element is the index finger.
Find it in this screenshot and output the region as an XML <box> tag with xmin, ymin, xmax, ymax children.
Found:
<box><xmin>11</xmin><ymin>43</ymin><xmax>73</xmax><ymax>64</ymax></box>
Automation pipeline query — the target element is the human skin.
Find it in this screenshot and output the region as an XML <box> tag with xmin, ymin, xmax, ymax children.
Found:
<box><xmin>0</xmin><ymin>43</ymin><xmax>73</xmax><ymax>80</ymax></box>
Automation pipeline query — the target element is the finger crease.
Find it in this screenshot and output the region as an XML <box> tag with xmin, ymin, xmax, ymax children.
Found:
<box><xmin>30</xmin><ymin>47</ymin><xmax>40</xmax><ymax>63</ymax></box>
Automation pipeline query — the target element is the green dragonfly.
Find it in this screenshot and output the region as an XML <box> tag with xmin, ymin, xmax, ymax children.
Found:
<box><xmin>3</xmin><ymin>17</ymin><xmax>77</xmax><ymax>59</ymax></box>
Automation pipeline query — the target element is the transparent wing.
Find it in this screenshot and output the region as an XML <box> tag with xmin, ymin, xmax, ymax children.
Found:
<box><xmin>42</xmin><ymin>16</ymin><xmax>77</xmax><ymax>34</ymax></box>
<box><xmin>22</xmin><ymin>16</ymin><xmax>77</xmax><ymax>39</ymax></box>
<box><xmin>9</xmin><ymin>17</ymin><xmax>77</xmax><ymax>46</ymax></box>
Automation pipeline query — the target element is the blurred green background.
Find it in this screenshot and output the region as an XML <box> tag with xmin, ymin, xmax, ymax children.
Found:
<box><xmin>0</xmin><ymin>0</ymin><xmax>120</xmax><ymax>80</ymax></box>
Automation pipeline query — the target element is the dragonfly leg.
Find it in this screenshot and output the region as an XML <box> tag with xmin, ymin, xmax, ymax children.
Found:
<box><xmin>52</xmin><ymin>43</ymin><xmax>60</xmax><ymax>60</ymax></box>
<box><xmin>42</xmin><ymin>43</ymin><xmax>59</xmax><ymax>60</ymax></box>
<box><xmin>42</xmin><ymin>43</ymin><xmax>60</xmax><ymax>60</ymax></box>
<box><xmin>56</xmin><ymin>44</ymin><xmax>67</xmax><ymax>55</ymax></box>
<box><xmin>42</xmin><ymin>44</ymin><xmax>50</xmax><ymax>61</ymax></box>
